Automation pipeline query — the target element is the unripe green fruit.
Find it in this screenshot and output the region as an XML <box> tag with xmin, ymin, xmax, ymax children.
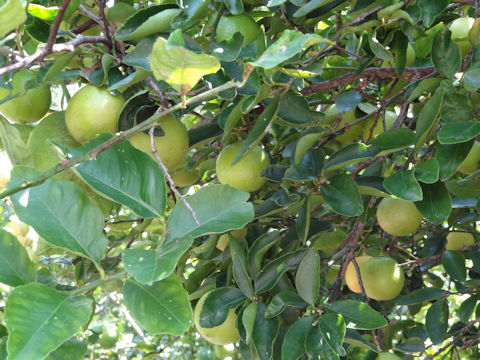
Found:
<box><xmin>449</xmin><ymin>17</ymin><xmax>475</xmax><ymax>56</ymax></box>
<box><xmin>194</xmin><ymin>291</ymin><xmax>240</xmax><ymax>345</ymax></box>
<box><xmin>0</xmin><ymin>69</ymin><xmax>51</xmax><ymax>124</ymax></box>
<box><xmin>360</xmin><ymin>257</ymin><xmax>405</xmax><ymax>301</ymax></box>
<box><xmin>216</xmin><ymin>14</ymin><xmax>259</xmax><ymax>45</ymax></box>
<box><xmin>376</xmin><ymin>198</ymin><xmax>423</xmax><ymax>236</ymax></box>
<box><xmin>65</xmin><ymin>85</ymin><xmax>125</xmax><ymax>143</ymax></box>
<box><xmin>216</xmin><ymin>142</ymin><xmax>270</xmax><ymax>192</ymax></box>
<box><xmin>446</xmin><ymin>232</ymin><xmax>474</xmax><ymax>250</ymax></box>
<box><xmin>170</xmin><ymin>167</ymin><xmax>201</xmax><ymax>188</ymax></box>
<box><xmin>345</xmin><ymin>255</ymin><xmax>372</xmax><ymax>294</ymax></box>
<box><xmin>458</xmin><ymin>141</ymin><xmax>480</xmax><ymax>174</ymax></box>
<box><xmin>128</xmin><ymin>114</ymin><xmax>189</xmax><ymax>169</ymax></box>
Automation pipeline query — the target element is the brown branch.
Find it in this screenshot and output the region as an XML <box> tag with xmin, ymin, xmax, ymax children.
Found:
<box><xmin>344</xmin><ymin>5</ymin><xmax>384</xmax><ymax>27</ymax></box>
<box><xmin>45</xmin><ymin>0</ymin><xmax>71</xmax><ymax>54</ymax></box>
<box><xmin>72</xmin><ymin>18</ymin><xmax>98</xmax><ymax>35</ymax></box>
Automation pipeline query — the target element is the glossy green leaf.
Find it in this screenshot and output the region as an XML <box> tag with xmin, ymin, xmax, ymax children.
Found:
<box><xmin>414</xmin><ymin>88</ymin><xmax>444</xmax><ymax>150</ymax></box>
<box><xmin>0</xmin><ymin>230</ymin><xmax>35</xmax><ymax>287</ymax></box>
<box><xmin>295</xmin><ymin>248</ymin><xmax>320</xmax><ymax>305</ymax></box>
<box><xmin>248</xmin><ymin>231</ymin><xmax>280</xmax><ymax>279</ymax></box>
<box><xmin>295</xmin><ymin>195</ymin><xmax>311</xmax><ymax>243</ymax></box>
<box><xmin>368</xmin><ymin>36</ymin><xmax>393</xmax><ymax>61</ymax></box>
<box><xmin>265</xmin><ymin>291</ymin><xmax>308</xmax><ymax>319</ymax></box>
<box><xmin>464</xmin><ymin>68</ymin><xmax>480</xmax><ymax>87</ymax></box>
<box><xmin>68</xmin><ymin>133</ymin><xmax>167</xmax><ymax>218</ymax></box>
<box><xmin>344</xmin><ymin>329</ymin><xmax>378</xmax><ymax>352</ymax></box>
<box><xmin>442</xmin><ymin>250</ymin><xmax>466</xmax><ymax>282</ymax></box>
<box><xmin>210</xmin><ymin>33</ymin><xmax>244</xmax><ymax>62</ymax></box>
<box><xmin>416</xmin><ymin>181</ymin><xmax>451</xmax><ymax>223</ymax></box>
<box><xmin>440</xmin><ymin>86</ymin><xmax>473</xmax><ymax>122</ymax></box>
<box><xmin>45</xmin><ymin>340</ymin><xmax>87</xmax><ymax>360</ymax></box>
<box><xmin>432</xmin><ymin>27</ymin><xmax>462</xmax><ymax>78</ymax></box>
<box><xmin>0</xmin><ymin>117</ymin><xmax>31</xmax><ymax>166</ymax></box>
<box><xmin>122</xmin><ymin>38</ymin><xmax>156</xmax><ymax>70</ymax></box>
<box><xmin>318</xmin><ymin>313</ymin><xmax>346</xmax><ymax>356</ymax></box>
<box><xmin>321</xmin><ymin>173</ymin><xmax>364</xmax><ymax>216</ymax></box>
<box><xmin>166</xmin><ymin>184</ymin><xmax>254</xmax><ymax>240</ymax></box>
<box><xmin>425</xmin><ymin>299</ymin><xmax>449</xmax><ymax>344</ymax></box>
<box><xmin>251</xmin><ymin>302</ymin><xmax>279</xmax><ymax>360</ymax></box>
<box><xmin>458</xmin><ymin>295</ymin><xmax>477</xmax><ymax>322</ymax></box>
<box><xmin>438</xmin><ymin>122</ymin><xmax>480</xmax><ymax>144</ymax></box>
<box><xmin>0</xmin><ymin>0</ymin><xmax>26</xmax><ymax>37</ymax></box>
<box><xmin>436</xmin><ymin>141</ymin><xmax>474</xmax><ymax>179</ymax></box>
<box><xmin>10</xmin><ymin>167</ymin><xmax>107</xmax><ymax>263</ymax></box>
<box><xmin>370</xmin><ymin>128</ymin><xmax>415</xmax><ymax>154</ymax></box>
<box><xmin>4</xmin><ymin>283</ymin><xmax>92</xmax><ymax>360</ymax></box>
<box><xmin>250</xmin><ymin>29</ymin><xmax>330</xmax><ymax>69</ymax></box>
<box><xmin>327</xmin><ymin>300</ymin><xmax>387</xmax><ymax>330</ymax></box>
<box><xmin>199</xmin><ymin>287</ymin><xmax>246</xmax><ymax>328</ymax></box>
<box><xmin>394</xmin><ymin>337</ymin><xmax>425</xmax><ymax>353</ymax></box>
<box><xmin>383</xmin><ymin>170</ymin><xmax>423</xmax><ymax>201</ymax></box>
<box><xmin>407</xmin><ymin>78</ymin><xmax>442</xmax><ymax>103</ymax></box>
<box><xmin>255</xmin><ymin>250</ymin><xmax>306</xmax><ymax>293</ymax></box>
<box><xmin>44</xmin><ymin>53</ymin><xmax>76</xmax><ymax>83</ymax></box>
<box><xmin>281</xmin><ymin>316</ymin><xmax>313</xmax><ymax>360</ymax></box>
<box><xmin>242</xmin><ymin>302</ymin><xmax>257</xmax><ymax>344</ymax></box>
<box><xmin>396</xmin><ymin>288</ymin><xmax>446</xmax><ymax>305</ymax></box>
<box><xmin>325</xmin><ymin>143</ymin><xmax>379</xmax><ymax>171</ymax></box>
<box><xmin>419</xmin><ymin>0</ymin><xmax>449</xmax><ymax>27</ymax></box>
<box><xmin>230</xmin><ymin>237</ymin><xmax>254</xmax><ymax>298</ymax></box>
<box><xmin>305</xmin><ymin>325</ymin><xmax>340</xmax><ymax>360</ymax></box>
<box><xmin>335</xmin><ymin>91</ymin><xmax>362</xmax><ymax>113</ymax></box>
<box><xmin>285</xmin><ymin>148</ymin><xmax>325</xmax><ymax>181</ymax></box>
<box><xmin>415</xmin><ymin>159</ymin><xmax>440</xmax><ymax>184</ymax></box>
<box><xmin>355</xmin><ymin>176</ymin><xmax>390</xmax><ymax>197</ymax></box>
<box><xmin>276</xmin><ymin>91</ymin><xmax>324</xmax><ymax>126</ymax></box>
<box><xmin>445</xmin><ymin>170</ymin><xmax>480</xmax><ymax>198</ymax></box>
<box><xmin>123</xmin><ymin>275</ymin><xmax>193</xmax><ymax>335</ymax></box>
<box><xmin>293</xmin><ymin>0</ymin><xmax>330</xmax><ymax>17</ymax></box>
<box><xmin>224</xmin><ymin>0</ymin><xmax>243</xmax><ymax>14</ymax></box>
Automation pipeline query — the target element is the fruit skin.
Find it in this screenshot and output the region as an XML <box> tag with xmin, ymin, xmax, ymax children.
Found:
<box><xmin>458</xmin><ymin>141</ymin><xmax>480</xmax><ymax>174</ymax></box>
<box><xmin>345</xmin><ymin>255</ymin><xmax>372</xmax><ymax>294</ymax></box>
<box><xmin>216</xmin><ymin>228</ymin><xmax>247</xmax><ymax>251</ymax></box>
<box><xmin>362</xmin><ymin>111</ymin><xmax>397</xmax><ymax>142</ymax></box>
<box><xmin>446</xmin><ymin>231</ymin><xmax>474</xmax><ymax>250</ymax></box>
<box><xmin>170</xmin><ymin>167</ymin><xmax>201</xmax><ymax>188</ymax></box>
<box><xmin>128</xmin><ymin>113</ymin><xmax>189</xmax><ymax>169</ymax></box>
<box><xmin>216</xmin><ymin>14</ymin><xmax>259</xmax><ymax>45</ymax></box>
<box><xmin>194</xmin><ymin>291</ymin><xmax>240</xmax><ymax>345</ymax></box>
<box><xmin>65</xmin><ymin>85</ymin><xmax>125</xmax><ymax>143</ymax></box>
<box><xmin>216</xmin><ymin>142</ymin><xmax>270</xmax><ymax>192</ymax></box>
<box><xmin>98</xmin><ymin>325</ymin><xmax>119</xmax><ymax>348</ymax></box>
<box><xmin>360</xmin><ymin>257</ymin><xmax>405</xmax><ymax>301</ymax></box>
<box><xmin>449</xmin><ymin>17</ymin><xmax>475</xmax><ymax>56</ymax></box>
<box><xmin>328</xmin><ymin>107</ymin><xmax>363</xmax><ymax>145</ymax></box>
<box><xmin>377</xmin><ymin>352</ymin><xmax>401</xmax><ymax>360</ymax></box>
<box><xmin>0</xmin><ymin>69</ymin><xmax>51</xmax><ymax>124</ymax></box>
<box><xmin>376</xmin><ymin>197</ymin><xmax>423</xmax><ymax>236</ymax></box>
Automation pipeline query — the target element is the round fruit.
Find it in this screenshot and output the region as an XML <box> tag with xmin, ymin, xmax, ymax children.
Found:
<box><xmin>449</xmin><ymin>17</ymin><xmax>475</xmax><ymax>56</ymax></box>
<box><xmin>362</xmin><ymin>111</ymin><xmax>397</xmax><ymax>142</ymax></box>
<box><xmin>98</xmin><ymin>325</ymin><xmax>119</xmax><ymax>348</ymax></box>
<box><xmin>65</xmin><ymin>85</ymin><xmax>125</xmax><ymax>143</ymax></box>
<box><xmin>194</xmin><ymin>291</ymin><xmax>240</xmax><ymax>345</ymax></box>
<box><xmin>360</xmin><ymin>257</ymin><xmax>405</xmax><ymax>301</ymax></box>
<box><xmin>377</xmin><ymin>352</ymin><xmax>401</xmax><ymax>360</ymax></box>
<box><xmin>458</xmin><ymin>141</ymin><xmax>480</xmax><ymax>174</ymax></box>
<box><xmin>216</xmin><ymin>228</ymin><xmax>247</xmax><ymax>251</ymax></box>
<box><xmin>345</xmin><ymin>255</ymin><xmax>372</xmax><ymax>294</ymax></box>
<box><xmin>216</xmin><ymin>14</ymin><xmax>259</xmax><ymax>45</ymax></box>
<box><xmin>324</xmin><ymin>106</ymin><xmax>363</xmax><ymax>145</ymax></box>
<box><xmin>312</xmin><ymin>230</ymin><xmax>347</xmax><ymax>253</ymax></box>
<box><xmin>128</xmin><ymin>114</ymin><xmax>189</xmax><ymax>169</ymax></box>
<box><xmin>0</xmin><ymin>69</ymin><xmax>51</xmax><ymax>124</ymax></box>
<box><xmin>446</xmin><ymin>231</ymin><xmax>474</xmax><ymax>250</ymax></box>
<box><xmin>216</xmin><ymin>142</ymin><xmax>270</xmax><ymax>192</ymax></box>
<box><xmin>376</xmin><ymin>197</ymin><xmax>423</xmax><ymax>236</ymax></box>
<box><xmin>171</xmin><ymin>167</ymin><xmax>201</xmax><ymax>188</ymax></box>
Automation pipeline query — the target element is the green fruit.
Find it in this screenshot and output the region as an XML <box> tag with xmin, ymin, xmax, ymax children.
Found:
<box><xmin>376</xmin><ymin>198</ymin><xmax>423</xmax><ymax>236</ymax></box>
<box><xmin>216</xmin><ymin>142</ymin><xmax>270</xmax><ymax>192</ymax></box>
<box><xmin>216</xmin><ymin>14</ymin><xmax>259</xmax><ymax>45</ymax></box>
<box><xmin>468</xmin><ymin>18</ymin><xmax>480</xmax><ymax>49</ymax></box>
<box><xmin>362</xmin><ymin>111</ymin><xmax>397</xmax><ymax>142</ymax></box>
<box><xmin>98</xmin><ymin>325</ymin><xmax>119</xmax><ymax>348</ymax></box>
<box><xmin>194</xmin><ymin>291</ymin><xmax>240</xmax><ymax>345</ymax></box>
<box><xmin>312</xmin><ymin>230</ymin><xmax>347</xmax><ymax>253</ymax></box>
<box><xmin>377</xmin><ymin>352</ymin><xmax>401</xmax><ymax>360</ymax></box>
<box><xmin>449</xmin><ymin>17</ymin><xmax>475</xmax><ymax>56</ymax></box>
<box><xmin>324</xmin><ymin>105</ymin><xmax>363</xmax><ymax>145</ymax></box>
<box><xmin>345</xmin><ymin>255</ymin><xmax>372</xmax><ymax>294</ymax></box>
<box><xmin>446</xmin><ymin>231</ymin><xmax>474</xmax><ymax>250</ymax></box>
<box><xmin>65</xmin><ymin>85</ymin><xmax>125</xmax><ymax>143</ymax></box>
<box><xmin>0</xmin><ymin>69</ymin><xmax>51</xmax><ymax>124</ymax></box>
<box><xmin>360</xmin><ymin>257</ymin><xmax>405</xmax><ymax>301</ymax></box>
<box><xmin>458</xmin><ymin>141</ymin><xmax>480</xmax><ymax>174</ymax></box>
<box><xmin>128</xmin><ymin>113</ymin><xmax>189</xmax><ymax>169</ymax></box>
<box><xmin>171</xmin><ymin>167</ymin><xmax>201</xmax><ymax>187</ymax></box>
<box><xmin>216</xmin><ymin>228</ymin><xmax>247</xmax><ymax>251</ymax></box>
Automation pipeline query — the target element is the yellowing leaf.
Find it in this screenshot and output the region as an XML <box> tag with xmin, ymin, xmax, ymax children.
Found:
<box><xmin>0</xmin><ymin>0</ymin><xmax>27</xmax><ymax>37</ymax></box>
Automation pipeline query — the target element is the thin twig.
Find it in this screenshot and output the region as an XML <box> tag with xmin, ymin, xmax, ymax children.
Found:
<box><xmin>45</xmin><ymin>0</ymin><xmax>72</xmax><ymax>54</ymax></box>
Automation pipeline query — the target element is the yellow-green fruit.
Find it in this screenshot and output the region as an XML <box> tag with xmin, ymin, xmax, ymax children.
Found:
<box><xmin>27</xmin><ymin>112</ymin><xmax>80</xmax><ymax>180</ymax></box>
<box><xmin>450</xmin><ymin>17</ymin><xmax>475</xmax><ymax>56</ymax></box>
<box><xmin>98</xmin><ymin>326</ymin><xmax>119</xmax><ymax>348</ymax></box>
<box><xmin>362</xmin><ymin>111</ymin><xmax>397</xmax><ymax>141</ymax></box>
<box><xmin>216</xmin><ymin>143</ymin><xmax>270</xmax><ymax>192</ymax></box>
<box><xmin>446</xmin><ymin>231</ymin><xmax>474</xmax><ymax>250</ymax></box>
<box><xmin>128</xmin><ymin>114</ymin><xmax>189</xmax><ymax>169</ymax></box>
<box><xmin>65</xmin><ymin>85</ymin><xmax>125</xmax><ymax>143</ymax></box>
<box><xmin>0</xmin><ymin>69</ymin><xmax>51</xmax><ymax>124</ymax></box>
<box><xmin>360</xmin><ymin>257</ymin><xmax>405</xmax><ymax>301</ymax></box>
<box><xmin>216</xmin><ymin>14</ymin><xmax>259</xmax><ymax>45</ymax></box>
<box><xmin>377</xmin><ymin>352</ymin><xmax>401</xmax><ymax>360</ymax></box>
<box><xmin>345</xmin><ymin>255</ymin><xmax>372</xmax><ymax>294</ymax></box>
<box><xmin>312</xmin><ymin>230</ymin><xmax>347</xmax><ymax>253</ymax></box>
<box><xmin>458</xmin><ymin>141</ymin><xmax>480</xmax><ymax>174</ymax></box>
<box><xmin>216</xmin><ymin>228</ymin><xmax>247</xmax><ymax>251</ymax></box>
<box><xmin>324</xmin><ymin>106</ymin><xmax>363</xmax><ymax>145</ymax></box>
<box><xmin>171</xmin><ymin>167</ymin><xmax>201</xmax><ymax>188</ymax></box>
<box><xmin>194</xmin><ymin>291</ymin><xmax>240</xmax><ymax>345</ymax></box>
<box><xmin>376</xmin><ymin>198</ymin><xmax>423</xmax><ymax>236</ymax></box>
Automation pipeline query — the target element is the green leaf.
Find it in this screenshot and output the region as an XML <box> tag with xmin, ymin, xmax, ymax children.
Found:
<box><xmin>321</xmin><ymin>174</ymin><xmax>364</xmax><ymax>216</ymax></box>
<box><xmin>149</xmin><ymin>36</ymin><xmax>220</xmax><ymax>94</ymax></box>
<box><xmin>414</xmin><ymin>159</ymin><xmax>439</xmax><ymax>184</ymax></box>
<box><xmin>295</xmin><ymin>248</ymin><xmax>320</xmax><ymax>305</ymax></box>
<box><xmin>0</xmin><ymin>0</ymin><xmax>27</xmax><ymax>37</ymax></box>
<box><xmin>45</xmin><ymin>340</ymin><xmax>87</xmax><ymax>360</ymax></box>
<box><xmin>0</xmin><ymin>230</ymin><xmax>35</xmax><ymax>287</ymax></box>
<box><xmin>230</xmin><ymin>237</ymin><xmax>254</xmax><ymax>298</ymax></box>
<box><xmin>281</xmin><ymin>317</ymin><xmax>313</xmax><ymax>360</ymax></box>
<box><xmin>44</xmin><ymin>53</ymin><xmax>76</xmax><ymax>83</ymax></box>
<box><xmin>0</xmin><ymin>117</ymin><xmax>32</xmax><ymax>166</ymax></box>
<box><xmin>123</xmin><ymin>275</ymin><xmax>193</xmax><ymax>335</ymax></box>
<box><xmin>414</xmin><ymin>88</ymin><xmax>444</xmax><ymax>150</ymax></box>
<box><xmin>415</xmin><ymin>181</ymin><xmax>451</xmax><ymax>223</ymax></box>
<box><xmin>436</xmin><ymin>141</ymin><xmax>474</xmax><ymax>179</ymax></box>
<box><xmin>248</xmin><ymin>231</ymin><xmax>280</xmax><ymax>279</ymax></box>
<box><xmin>10</xmin><ymin>167</ymin><xmax>107</xmax><ymax>263</ymax></box>
<box><xmin>325</xmin><ymin>143</ymin><xmax>379</xmax><ymax>171</ymax></box>
<box><xmin>199</xmin><ymin>287</ymin><xmax>246</xmax><ymax>328</ymax></box>
<box><xmin>4</xmin><ymin>283</ymin><xmax>92</xmax><ymax>360</ymax></box>
<box><xmin>276</xmin><ymin>91</ymin><xmax>324</xmax><ymax>126</ymax></box>
<box><xmin>335</xmin><ymin>91</ymin><xmax>362</xmax><ymax>113</ymax></box>
<box><xmin>396</xmin><ymin>288</ymin><xmax>446</xmax><ymax>305</ymax></box>
<box><xmin>305</xmin><ymin>325</ymin><xmax>340</xmax><ymax>360</ymax></box>
<box><xmin>251</xmin><ymin>302</ymin><xmax>279</xmax><ymax>360</ymax></box>
<box><xmin>265</xmin><ymin>291</ymin><xmax>307</xmax><ymax>319</ymax></box>
<box><xmin>327</xmin><ymin>300</ymin><xmax>387</xmax><ymax>330</ymax></box>
<box><xmin>223</xmin><ymin>0</ymin><xmax>243</xmax><ymax>15</ymax></box>
<box><xmin>318</xmin><ymin>313</ymin><xmax>346</xmax><ymax>356</ymax></box>
<box><xmin>295</xmin><ymin>195</ymin><xmax>311</xmax><ymax>243</ymax></box>
<box><xmin>250</xmin><ymin>29</ymin><xmax>330</xmax><ymax>69</ymax></box>
<box><xmin>370</xmin><ymin>128</ymin><xmax>415</xmax><ymax>153</ymax></box>
<box><xmin>166</xmin><ymin>184</ymin><xmax>254</xmax><ymax>240</ymax></box>
<box><xmin>432</xmin><ymin>27</ymin><xmax>462</xmax><ymax>78</ymax></box>
<box><xmin>425</xmin><ymin>299</ymin><xmax>449</xmax><ymax>344</ymax></box>
<box><xmin>407</xmin><ymin>78</ymin><xmax>442</xmax><ymax>103</ymax></box>
<box><xmin>293</xmin><ymin>0</ymin><xmax>330</xmax><ymax>17</ymax></box>
<box><xmin>210</xmin><ymin>33</ymin><xmax>244</xmax><ymax>62</ymax></box>
<box><xmin>394</xmin><ymin>337</ymin><xmax>425</xmax><ymax>353</ymax></box>
<box><xmin>344</xmin><ymin>329</ymin><xmax>378</xmax><ymax>352</ymax></box>
<box><xmin>464</xmin><ymin>68</ymin><xmax>480</xmax><ymax>88</ymax></box>
<box><xmin>242</xmin><ymin>302</ymin><xmax>257</xmax><ymax>344</ymax></box>
<box><xmin>368</xmin><ymin>36</ymin><xmax>393</xmax><ymax>61</ymax></box>
<box><xmin>122</xmin><ymin>38</ymin><xmax>156</xmax><ymax>71</ymax></box>
<box><xmin>458</xmin><ymin>295</ymin><xmax>478</xmax><ymax>322</ymax></box>
<box><xmin>68</xmin><ymin>133</ymin><xmax>167</xmax><ymax>218</ymax></box>
<box><xmin>255</xmin><ymin>250</ymin><xmax>306</xmax><ymax>293</ymax></box>
<box><xmin>445</xmin><ymin>170</ymin><xmax>480</xmax><ymax>198</ymax></box>
<box><xmin>383</xmin><ymin>170</ymin><xmax>423</xmax><ymax>201</ymax></box>
<box><xmin>26</xmin><ymin>4</ymin><xmax>59</xmax><ymax>20</ymax></box>
<box><xmin>442</xmin><ymin>250</ymin><xmax>466</xmax><ymax>282</ymax></box>
<box><xmin>438</xmin><ymin>122</ymin><xmax>480</xmax><ymax>144</ymax></box>
<box><xmin>440</xmin><ymin>86</ymin><xmax>473</xmax><ymax>122</ymax></box>
<box><xmin>418</xmin><ymin>0</ymin><xmax>449</xmax><ymax>27</ymax></box>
